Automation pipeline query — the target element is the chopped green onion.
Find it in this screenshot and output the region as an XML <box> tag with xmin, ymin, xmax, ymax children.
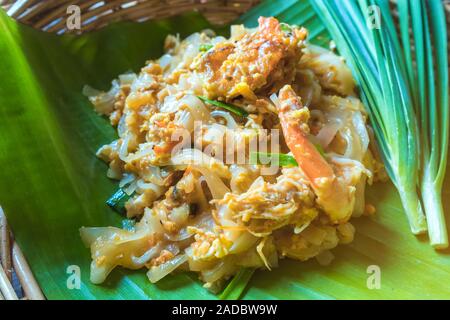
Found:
<box><xmin>197</xmin><ymin>96</ymin><xmax>249</xmax><ymax>117</ymax></box>
<box><xmin>280</xmin><ymin>23</ymin><xmax>292</xmax><ymax>33</ymax></box>
<box><xmin>311</xmin><ymin>0</ymin><xmax>449</xmax><ymax>247</ymax></box>
<box><xmin>199</xmin><ymin>43</ymin><xmax>213</xmax><ymax>52</ymax></box>
<box><xmin>250</xmin><ymin>152</ymin><xmax>298</xmax><ymax>167</ymax></box>
<box><xmin>280</xmin><ymin>22</ymin><xmax>298</xmax><ymax>33</ymax></box>
<box><xmin>219</xmin><ymin>268</ymin><xmax>255</xmax><ymax>300</ymax></box>
<box><xmin>106</xmin><ymin>188</ymin><xmax>132</xmax><ymax>214</ymax></box>
<box><xmin>121</xmin><ymin>219</ymin><xmax>136</xmax><ymax>232</ymax></box>
<box><xmin>401</xmin><ymin>0</ymin><xmax>449</xmax><ymax>248</ymax></box>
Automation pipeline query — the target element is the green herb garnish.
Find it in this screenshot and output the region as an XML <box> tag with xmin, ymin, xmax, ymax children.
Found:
<box><xmin>250</xmin><ymin>152</ymin><xmax>298</xmax><ymax>167</ymax></box>
<box><xmin>219</xmin><ymin>268</ymin><xmax>255</xmax><ymax>300</ymax></box>
<box><xmin>199</xmin><ymin>43</ymin><xmax>213</xmax><ymax>52</ymax></box>
<box><xmin>106</xmin><ymin>188</ymin><xmax>132</xmax><ymax>214</ymax></box>
<box><xmin>280</xmin><ymin>22</ymin><xmax>298</xmax><ymax>33</ymax></box>
<box><xmin>197</xmin><ymin>96</ymin><xmax>249</xmax><ymax>117</ymax></box>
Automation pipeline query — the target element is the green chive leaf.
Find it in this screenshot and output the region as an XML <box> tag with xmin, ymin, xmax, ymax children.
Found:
<box><xmin>106</xmin><ymin>189</ymin><xmax>132</xmax><ymax>214</ymax></box>
<box><xmin>250</xmin><ymin>152</ymin><xmax>298</xmax><ymax>167</ymax></box>
<box><xmin>199</xmin><ymin>43</ymin><xmax>213</xmax><ymax>52</ymax></box>
<box><xmin>197</xmin><ymin>96</ymin><xmax>249</xmax><ymax>117</ymax></box>
<box><xmin>219</xmin><ymin>268</ymin><xmax>255</xmax><ymax>300</ymax></box>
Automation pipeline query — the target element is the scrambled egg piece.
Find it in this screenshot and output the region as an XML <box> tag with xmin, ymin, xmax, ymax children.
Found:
<box><xmin>195</xmin><ymin>17</ymin><xmax>307</xmax><ymax>100</ymax></box>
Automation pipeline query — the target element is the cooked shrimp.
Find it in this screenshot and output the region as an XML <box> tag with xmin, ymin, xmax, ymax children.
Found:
<box><xmin>277</xmin><ymin>85</ymin><xmax>355</xmax><ymax>222</ymax></box>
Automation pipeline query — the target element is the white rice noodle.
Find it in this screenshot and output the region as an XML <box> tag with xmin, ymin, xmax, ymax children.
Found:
<box><xmin>202</xmin><ymin>124</ymin><xmax>227</xmax><ymax>148</ymax></box>
<box><xmin>211</xmin><ymin>36</ymin><xmax>227</xmax><ymax>44</ymax></box>
<box><xmin>123</xmin><ymin>180</ymin><xmax>137</xmax><ymax>195</ymax></box>
<box><xmin>201</xmin><ymin>259</ymin><xmax>237</xmax><ymax>283</ymax></box>
<box><xmin>140</xmin><ymin>208</ymin><xmax>165</xmax><ymax>235</ymax></box>
<box><xmin>131</xmin><ymin>73</ymin><xmax>155</xmax><ymax>92</ymax></box>
<box><xmin>117</xmin><ymin>114</ymin><xmax>127</xmax><ymax>137</ymax></box>
<box><xmin>184</xmin><ymin>32</ymin><xmax>201</xmax><ymax>44</ymax></box>
<box><xmin>352</xmin><ymin>175</ymin><xmax>367</xmax><ymax>217</ymax></box>
<box><xmin>165</xmin><ymin>244</ymin><xmax>181</xmax><ymax>256</ymax></box>
<box><xmin>216</xmin><ymin>205</ymin><xmax>241</xmax><ymax>241</ymax></box>
<box><xmin>90</xmin><ymin>262</ymin><xmax>114</xmax><ymax>284</ymax></box>
<box><xmin>119</xmin><ymin>72</ymin><xmax>137</xmax><ymax>86</ymax></box>
<box><xmin>329</xmin><ymin>155</ymin><xmax>373</xmax><ymax>180</ymax></box>
<box><xmin>136</xmin><ymin>179</ymin><xmax>165</xmax><ymax>197</ymax></box>
<box><xmin>131</xmin><ymin>243</ymin><xmax>163</xmax><ymax>267</ymax></box>
<box><xmin>191</xmin><ymin>165</ymin><xmax>230</xmax><ymax>199</ymax></box>
<box><xmin>80</xmin><ymin>227</ymin><xmax>123</xmax><ymax>246</ymax></box>
<box><xmin>141</xmin><ymin>166</ymin><xmax>165</xmax><ymax>186</ymax></box>
<box><xmin>119</xmin><ymin>173</ymin><xmax>135</xmax><ymax>188</ymax></box>
<box><xmin>194</xmin><ymin>179</ymin><xmax>210</xmax><ymax>212</ymax></box>
<box><xmin>352</xmin><ymin>111</ymin><xmax>370</xmax><ymax>157</ymax></box>
<box><xmin>174</xmin><ymin>109</ymin><xmax>194</xmax><ymax>132</ymax></box>
<box><xmin>82</xmin><ymin>80</ymin><xmax>120</xmax><ymax>115</ymax></box>
<box><xmin>80</xmin><ymin>227</ymin><xmax>160</xmax><ymax>282</ymax></box>
<box><xmin>159</xmin><ymin>54</ymin><xmax>173</xmax><ymax>69</ymax></box>
<box><xmin>161</xmin><ymin>95</ymin><xmax>210</xmax><ymax>125</ymax></box>
<box><xmin>185</xmin><ymin>247</ymin><xmax>217</xmax><ymax>271</ymax></box>
<box><xmin>160</xmin><ymin>94</ymin><xmax>180</xmax><ymax>113</ymax></box>
<box><xmin>180</xmin><ymin>95</ymin><xmax>210</xmax><ymax>123</ymax></box>
<box><xmin>185</xmin><ymin>72</ymin><xmax>204</xmax><ymax>95</ymax></box>
<box><xmin>168</xmin><ymin>205</ymin><xmax>190</xmax><ymax>225</ymax></box>
<box><xmin>107</xmin><ymin>166</ymin><xmax>122</xmax><ymax>180</ymax></box>
<box><xmin>315</xmin><ymin>120</ymin><xmax>342</xmax><ymax>149</ymax></box>
<box><xmin>164</xmin><ymin>228</ymin><xmax>193</xmax><ymax>242</ymax></box>
<box><xmin>230</xmin><ymin>24</ymin><xmax>247</xmax><ymax>39</ymax></box>
<box><xmin>125</xmin><ymin>143</ymin><xmax>155</xmax><ymax>162</ymax></box>
<box><xmin>118</xmin><ymin>136</ymin><xmax>130</xmax><ymax>161</ymax></box>
<box><xmin>170</xmin><ymin>149</ymin><xmax>230</xmax><ymax>179</ymax></box>
<box><xmin>229</xmin><ymin>165</ymin><xmax>247</xmax><ymax>193</ymax></box>
<box><xmin>340</xmin><ymin>126</ymin><xmax>360</xmax><ymax>160</ymax></box>
<box><xmin>336</xmin><ymin>110</ymin><xmax>369</xmax><ymax>162</ymax></box>
<box><xmin>229</xmin><ymin>231</ymin><xmax>258</xmax><ymax>254</ymax></box>
<box><xmin>146</xmin><ymin>254</ymin><xmax>187</xmax><ymax>283</ymax></box>
<box><xmin>211</xmin><ymin>110</ymin><xmax>238</xmax><ymax>129</ymax></box>
<box><xmin>294</xmin><ymin>221</ymin><xmax>311</xmax><ymax>234</ymax></box>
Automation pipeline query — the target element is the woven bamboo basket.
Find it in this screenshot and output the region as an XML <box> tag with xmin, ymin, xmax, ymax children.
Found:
<box><xmin>0</xmin><ymin>207</ymin><xmax>45</xmax><ymax>300</ymax></box>
<box><xmin>0</xmin><ymin>0</ymin><xmax>449</xmax><ymax>300</ymax></box>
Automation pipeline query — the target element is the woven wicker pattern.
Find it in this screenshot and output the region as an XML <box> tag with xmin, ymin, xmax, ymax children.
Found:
<box><xmin>1</xmin><ymin>0</ymin><xmax>261</xmax><ymax>34</ymax></box>
<box><xmin>0</xmin><ymin>207</ymin><xmax>45</xmax><ymax>300</ymax></box>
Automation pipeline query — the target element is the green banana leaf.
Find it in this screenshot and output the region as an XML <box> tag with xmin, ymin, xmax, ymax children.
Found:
<box><xmin>0</xmin><ymin>0</ymin><xmax>449</xmax><ymax>300</ymax></box>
